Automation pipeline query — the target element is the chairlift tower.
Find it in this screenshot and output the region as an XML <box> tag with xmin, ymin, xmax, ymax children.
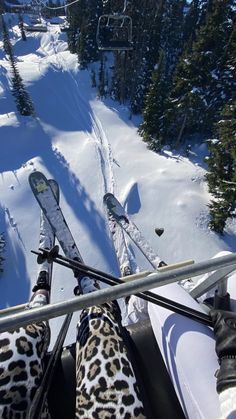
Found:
<box><xmin>96</xmin><ymin>0</ymin><xmax>133</xmax><ymax>51</ymax></box>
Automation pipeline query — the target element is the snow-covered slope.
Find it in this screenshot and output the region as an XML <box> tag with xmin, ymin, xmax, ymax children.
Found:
<box><xmin>0</xmin><ymin>14</ymin><xmax>235</xmax><ymax>345</ymax></box>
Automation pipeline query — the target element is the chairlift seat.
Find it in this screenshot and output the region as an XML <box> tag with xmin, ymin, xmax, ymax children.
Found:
<box><xmin>26</xmin><ymin>26</ymin><xmax>47</xmax><ymax>32</ymax></box>
<box><xmin>97</xmin><ymin>40</ymin><xmax>133</xmax><ymax>51</ymax></box>
<box><xmin>97</xmin><ymin>14</ymin><xmax>133</xmax><ymax>51</ymax></box>
<box><xmin>47</xmin><ymin>319</ymin><xmax>184</xmax><ymax>418</ymax></box>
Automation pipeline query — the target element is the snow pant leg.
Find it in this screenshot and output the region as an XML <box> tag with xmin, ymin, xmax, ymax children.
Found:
<box><xmin>0</xmin><ymin>321</ymin><xmax>51</xmax><ymax>419</ymax></box>
<box><xmin>75</xmin><ymin>301</ymin><xmax>146</xmax><ymax>419</ymax></box>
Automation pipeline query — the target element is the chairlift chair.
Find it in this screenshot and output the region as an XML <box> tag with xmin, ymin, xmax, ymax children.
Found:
<box><xmin>26</xmin><ymin>25</ymin><xmax>47</xmax><ymax>32</ymax></box>
<box><xmin>96</xmin><ymin>14</ymin><xmax>133</xmax><ymax>51</ymax></box>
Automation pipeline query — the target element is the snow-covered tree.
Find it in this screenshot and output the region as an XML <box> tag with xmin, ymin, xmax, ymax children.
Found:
<box><xmin>206</xmin><ymin>100</ymin><xmax>236</xmax><ymax>234</ymax></box>
<box><xmin>138</xmin><ymin>50</ymin><xmax>169</xmax><ymax>151</ymax></box>
<box><xmin>159</xmin><ymin>0</ymin><xmax>185</xmax><ymax>82</ymax></box>
<box><xmin>2</xmin><ymin>17</ymin><xmax>14</xmax><ymax>59</ymax></box>
<box><xmin>162</xmin><ymin>0</ymin><xmax>235</xmax><ymax>146</ymax></box>
<box><xmin>98</xmin><ymin>54</ymin><xmax>106</xmax><ymax>97</ymax></box>
<box><xmin>2</xmin><ymin>17</ymin><xmax>34</xmax><ymax>116</ymax></box>
<box><xmin>11</xmin><ymin>65</ymin><xmax>35</xmax><ymax>116</ymax></box>
<box><xmin>67</xmin><ymin>0</ymin><xmax>83</xmax><ymax>54</ymax></box>
<box><xmin>129</xmin><ymin>0</ymin><xmax>161</xmax><ymax>113</ymax></box>
<box><xmin>76</xmin><ymin>0</ymin><xmax>103</xmax><ymax>66</ymax></box>
<box><xmin>110</xmin><ymin>0</ymin><xmax>161</xmax><ymax>112</ymax></box>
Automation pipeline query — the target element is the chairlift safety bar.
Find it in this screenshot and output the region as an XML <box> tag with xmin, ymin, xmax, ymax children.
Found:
<box><xmin>190</xmin><ymin>265</ymin><xmax>236</xmax><ymax>298</ymax></box>
<box><xmin>1</xmin><ymin>252</ymin><xmax>236</xmax><ymax>332</ymax></box>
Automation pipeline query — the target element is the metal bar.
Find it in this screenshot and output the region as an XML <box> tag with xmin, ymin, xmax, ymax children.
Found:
<box><xmin>1</xmin><ymin>252</ymin><xmax>236</xmax><ymax>332</ymax></box>
<box><xmin>52</xmin><ymin>256</ymin><xmax>211</xmax><ymax>325</ymax></box>
<box><xmin>0</xmin><ymin>278</ymin><xmax>210</xmax><ymax>333</ymax></box>
<box><xmin>123</xmin><ymin>0</ymin><xmax>127</xmax><ymax>13</ymax></box>
<box><xmin>121</xmin><ymin>271</ymin><xmax>152</xmax><ymax>281</ymax></box>
<box><xmin>0</xmin><ymin>303</ymin><xmax>28</xmax><ymax>316</ymax></box>
<box><xmin>28</xmin><ymin>313</ymin><xmax>73</xmax><ymax>419</ymax></box>
<box><xmin>217</xmin><ymin>278</ymin><xmax>229</xmax><ymax>297</ymax></box>
<box><xmin>189</xmin><ymin>265</ymin><xmax>236</xmax><ymax>298</ymax></box>
<box><xmin>156</xmin><ymin>259</ymin><xmax>194</xmax><ymax>272</ymax></box>
<box><xmin>0</xmin><ymin>266</ymin><xmax>211</xmax><ymax>329</ymax></box>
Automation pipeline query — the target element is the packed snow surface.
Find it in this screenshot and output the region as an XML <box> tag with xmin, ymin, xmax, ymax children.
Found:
<box><xmin>0</xmin><ymin>14</ymin><xmax>236</xmax><ymax>345</ymax></box>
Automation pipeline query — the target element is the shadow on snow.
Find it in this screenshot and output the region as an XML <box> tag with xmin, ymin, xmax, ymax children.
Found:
<box><xmin>0</xmin><ymin>204</ymin><xmax>30</xmax><ymax>309</ymax></box>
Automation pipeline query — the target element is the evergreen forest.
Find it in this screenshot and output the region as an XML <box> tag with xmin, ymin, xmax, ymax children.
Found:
<box><xmin>1</xmin><ymin>0</ymin><xmax>235</xmax><ymax>233</ymax></box>
<box><xmin>66</xmin><ymin>0</ymin><xmax>235</xmax><ymax>234</ymax></box>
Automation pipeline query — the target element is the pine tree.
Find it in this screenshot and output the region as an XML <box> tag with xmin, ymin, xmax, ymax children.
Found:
<box><xmin>98</xmin><ymin>55</ymin><xmax>106</xmax><ymax>97</ymax></box>
<box><xmin>18</xmin><ymin>14</ymin><xmax>26</xmax><ymax>41</ymax></box>
<box><xmin>2</xmin><ymin>17</ymin><xmax>13</xmax><ymax>58</ymax></box>
<box><xmin>91</xmin><ymin>68</ymin><xmax>96</xmax><ymax>87</ymax></box>
<box><xmin>2</xmin><ymin>17</ymin><xmax>34</xmax><ymax>116</ymax></box>
<box><xmin>206</xmin><ymin>100</ymin><xmax>236</xmax><ymax>234</ymax></box>
<box><xmin>110</xmin><ymin>51</ymin><xmax>130</xmax><ymax>103</ymax></box>
<box><xmin>0</xmin><ymin>0</ymin><xmax>5</xmax><ymax>14</ymax></box>
<box><xmin>183</xmin><ymin>0</ymin><xmax>202</xmax><ymax>45</ymax></box>
<box><xmin>0</xmin><ymin>233</ymin><xmax>5</xmax><ymax>273</ymax></box>
<box><xmin>138</xmin><ymin>0</ymin><xmax>186</xmax><ymax>145</ymax></box>
<box><xmin>109</xmin><ymin>0</ymin><xmax>162</xmax><ymax>112</ymax></box>
<box><xmin>11</xmin><ymin>66</ymin><xmax>35</xmax><ymax>116</ymax></box>
<box><xmin>76</xmin><ymin>0</ymin><xmax>103</xmax><ymax>65</ymax></box>
<box><xmin>162</xmin><ymin>0</ymin><xmax>235</xmax><ymax>147</ymax></box>
<box><xmin>159</xmin><ymin>0</ymin><xmax>185</xmax><ymax>81</ymax></box>
<box><xmin>138</xmin><ymin>50</ymin><xmax>169</xmax><ymax>151</ymax></box>
<box><xmin>66</xmin><ymin>0</ymin><xmax>83</xmax><ymax>53</ymax></box>
<box><xmin>128</xmin><ymin>0</ymin><xmax>161</xmax><ymax>114</ymax></box>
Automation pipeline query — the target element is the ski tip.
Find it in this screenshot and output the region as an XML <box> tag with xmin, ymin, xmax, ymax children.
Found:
<box><xmin>29</xmin><ymin>170</ymin><xmax>44</xmax><ymax>179</ymax></box>
<box><xmin>155</xmin><ymin>228</ymin><xmax>164</xmax><ymax>237</ymax></box>
<box><xmin>103</xmin><ymin>192</ymin><xmax>114</xmax><ymax>203</ymax></box>
<box><xmin>28</xmin><ymin>171</ymin><xmax>47</xmax><ymax>187</ymax></box>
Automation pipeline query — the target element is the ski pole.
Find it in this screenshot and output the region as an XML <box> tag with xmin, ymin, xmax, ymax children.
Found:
<box><xmin>28</xmin><ymin>313</ymin><xmax>73</xmax><ymax>419</ymax></box>
<box><xmin>32</xmin><ymin>248</ymin><xmax>213</xmax><ymax>326</ymax></box>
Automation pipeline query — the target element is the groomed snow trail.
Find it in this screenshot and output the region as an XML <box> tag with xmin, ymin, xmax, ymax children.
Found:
<box><xmin>36</xmin><ymin>24</ymin><xmax>116</xmax><ymax>196</ymax></box>
<box><xmin>38</xmin><ymin>26</ymin><xmax>133</xmax><ymax>274</ymax></box>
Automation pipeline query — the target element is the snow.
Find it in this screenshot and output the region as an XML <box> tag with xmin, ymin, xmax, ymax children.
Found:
<box><xmin>0</xmin><ymin>14</ymin><xmax>236</xmax><ymax>347</ymax></box>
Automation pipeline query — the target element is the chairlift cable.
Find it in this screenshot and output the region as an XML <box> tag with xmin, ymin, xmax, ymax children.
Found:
<box><xmin>122</xmin><ymin>0</ymin><xmax>127</xmax><ymax>13</ymax></box>
<box><xmin>32</xmin><ymin>0</ymin><xmax>80</xmax><ymax>11</ymax></box>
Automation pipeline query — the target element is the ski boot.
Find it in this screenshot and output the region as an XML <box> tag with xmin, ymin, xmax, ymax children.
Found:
<box><xmin>74</xmin><ymin>274</ymin><xmax>100</xmax><ymax>296</ymax></box>
<box><xmin>30</xmin><ymin>270</ymin><xmax>50</xmax><ymax>308</ymax></box>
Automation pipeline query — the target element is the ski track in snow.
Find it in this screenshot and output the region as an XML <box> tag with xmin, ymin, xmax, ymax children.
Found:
<box><xmin>41</xmin><ymin>29</ymin><xmax>116</xmax><ymax>196</ymax></box>
<box><xmin>89</xmin><ymin>111</ymin><xmax>115</xmax><ymax>194</ymax></box>
<box><xmin>48</xmin><ymin>40</ymin><xmax>133</xmax><ymax>273</ymax></box>
<box><xmin>26</xmin><ymin>25</ymin><xmax>114</xmax><ymax>198</ymax></box>
<box><xmin>34</xmin><ymin>25</ymin><xmax>130</xmax><ymax>278</ymax></box>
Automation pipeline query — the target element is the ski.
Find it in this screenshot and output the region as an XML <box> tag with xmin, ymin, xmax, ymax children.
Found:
<box><xmin>29</xmin><ymin>174</ymin><xmax>74</xmax><ymax>419</ymax></box>
<box><xmin>103</xmin><ymin>193</ymin><xmax>165</xmax><ymax>269</ymax></box>
<box><xmin>29</xmin><ymin>171</ymin><xmax>83</xmax><ymax>264</ymax></box>
<box><xmin>104</xmin><ymin>202</ymin><xmax>133</xmax><ymax>277</ymax></box>
<box><xmin>36</xmin><ymin>179</ymin><xmax>59</xmax><ymax>288</ymax></box>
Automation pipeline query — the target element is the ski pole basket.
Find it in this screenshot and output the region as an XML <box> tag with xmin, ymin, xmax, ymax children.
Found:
<box><xmin>96</xmin><ymin>14</ymin><xmax>133</xmax><ymax>51</ymax></box>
